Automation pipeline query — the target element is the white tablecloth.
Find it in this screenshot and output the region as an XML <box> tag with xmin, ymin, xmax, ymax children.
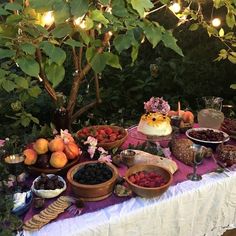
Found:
<box><xmin>23</xmin><ymin>171</ymin><xmax>236</xmax><ymax>236</ymax></box>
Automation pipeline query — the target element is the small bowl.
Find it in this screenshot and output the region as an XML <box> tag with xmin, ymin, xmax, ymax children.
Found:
<box><xmin>31</xmin><ymin>174</ymin><xmax>66</xmax><ymax>198</ymax></box>
<box><xmin>12</xmin><ymin>191</ymin><xmax>33</xmax><ymax>216</ymax></box>
<box><xmin>67</xmin><ymin>161</ymin><xmax>118</xmax><ymax>201</ymax></box>
<box><xmin>125</xmin><ymin>164</ymin><xmax>173</xmax><ymax>198</ymax></box>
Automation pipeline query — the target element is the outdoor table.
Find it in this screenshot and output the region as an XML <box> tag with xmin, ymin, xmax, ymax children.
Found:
<box><xmin>22</xmin><ymin>127</ymin><xmax>236</xmax><ymax>236</ymax></box>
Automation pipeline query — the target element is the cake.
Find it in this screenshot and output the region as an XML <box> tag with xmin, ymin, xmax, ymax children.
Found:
<box><xmin>137</xmin><ymin>97</ymin><xmax>172</xmax><ymax>136</ymax></box>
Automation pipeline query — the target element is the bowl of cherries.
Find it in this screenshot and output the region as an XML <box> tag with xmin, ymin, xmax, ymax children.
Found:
<box><xmin>125</xmin><ymin>164</ymin><xmax>173</xmax><ymax>198</ymax></box>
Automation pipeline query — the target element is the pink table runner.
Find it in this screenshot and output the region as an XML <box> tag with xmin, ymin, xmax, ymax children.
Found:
<box><xmin>23</xmin><ymin>127</ymin><xmax>233</xmax><ymax>223</ymax></box>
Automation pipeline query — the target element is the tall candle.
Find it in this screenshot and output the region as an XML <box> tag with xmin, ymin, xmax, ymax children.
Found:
<box><xmin>178</xmin><ymin>101</ymin><xmax>181</xmax><ymax>116</ymax></box>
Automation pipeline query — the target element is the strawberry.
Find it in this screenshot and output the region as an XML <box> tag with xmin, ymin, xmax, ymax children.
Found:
<box><xmin>109</xmin><ymin>133</ymin><xmax>117</xmax><ymax>142</ymax></box>
<box><xmin>139</xmin><ymin>172</ymin><xmax>145</xmax><ymax>179</ymax></box>
<box><xmin>82</xmin><ymin>127</ymin><xmax>89</xmax><ymax>134</ymax></box>
<box><xmin>129</xmin><ymin>175</ymin><xmax>136</xmax><ymax>183</ymax></box>
<box><xmin>105</xmin><ymin>127</ymin><xmax>113</xmax><ymax>135</ymax></box>
<box><xmin>98</xmin><ymin>129</ymin><xmax>106</xmax><ymax>135</ymax></box>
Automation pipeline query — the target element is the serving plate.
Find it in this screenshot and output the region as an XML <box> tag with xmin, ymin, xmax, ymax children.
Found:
<box><xmin>186</xmin><ymin>128</ymin><xmax>229</xmax><ymax>145</ymax></box>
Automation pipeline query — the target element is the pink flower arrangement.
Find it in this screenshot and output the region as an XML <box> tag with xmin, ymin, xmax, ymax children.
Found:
<box><xmin>83</xmin><ymin>136</ymin><xmax>112</xmax><ymax>163</ymax></box>
<box><xmin>144</xmin><ymin>97</ymin><xmax>170</xmax><ymax>114</ymax></box>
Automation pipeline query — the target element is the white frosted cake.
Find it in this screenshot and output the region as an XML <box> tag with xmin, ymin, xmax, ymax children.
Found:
<box><xmin>137</xmin><ymin>112</ymin><xmax>172</xmax><ymax>136</ymax></box>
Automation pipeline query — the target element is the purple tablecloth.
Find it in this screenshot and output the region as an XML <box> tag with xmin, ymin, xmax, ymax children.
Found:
<box><xmin>23</xmin><ymin>126</ymin><xmax>232</xmax><ymax>223</ymax></box>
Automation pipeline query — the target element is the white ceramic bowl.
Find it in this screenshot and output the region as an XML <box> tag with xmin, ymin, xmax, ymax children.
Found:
<box><xmin>31</xmin><ymin>174</ymin><xmax>66</xmax><ymax>198</ymax></box>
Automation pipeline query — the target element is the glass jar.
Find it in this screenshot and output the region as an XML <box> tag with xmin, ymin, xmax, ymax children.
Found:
<box><xmin>197</xmin><ymin>97</ymin><xmax>224</xmax><ymax>130</ymax></box>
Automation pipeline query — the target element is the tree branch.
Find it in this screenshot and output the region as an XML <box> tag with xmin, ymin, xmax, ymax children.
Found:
<box><xmin>94</xmin><ymin>73</ymin><xmax>102</xmax><ymax>103</ymax></box>
<box><xmin>71</xmin><ymin>100</ymin><xmax>98</xmax><ymax>122</ymax></box>
<box><xmin>35</xmin><ymin>48</ymin><xmax>57</xmax><ymax>102</ymax></box>
<box><xmin>66</xmin><ymin>32</ymin><xmax>112</xmax><ymax>120</ymax></box>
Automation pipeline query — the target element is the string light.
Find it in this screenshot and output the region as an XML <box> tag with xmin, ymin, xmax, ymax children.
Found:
<box><xmin>97</xmin><ymin>23</ymin><xmax>102</xmax><ymax>29</ymax></box>
<box><xmin>108</xmin><ymin>31</ymin><xmax>113</xmax><ymax>36</ymax></box>
<box><xmin>42</xmin><ymin>11</ymin><xmax>54</xmax><ymax>26</ymax></box>
<box><xmin>169</xmin><ymin>3</ymin><xmax>181</xmax><ymax>13</ymax></box>
<box><xmin>212</xmin><ymin>18</ymin><xmax>221</xmax><ymax>27</ymax></box>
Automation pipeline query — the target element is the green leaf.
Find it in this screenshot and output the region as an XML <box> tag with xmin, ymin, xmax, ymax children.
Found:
<box><xmin>29</xmin><ymin>0</ymin><xmax>53</xmax><ymax>11</ymax></box>
<box><xmin>228</xmin><ymin>55</ymin><xmax>236</xmax><ymax>64</ymax></box>
<box><xmin>4</xmin><ymin>3</ymin><xmax>23</xmax><ymax>11</ymax></box>
<box><xmin>104</xmin><ymin>52</ymin><xmax>122</xmax><ymax>69</ymax></box>
<box><xmin>143</xmin><ymin>22</ymin><xmax>162</xmax><ymax>47</ymax></box>
<box><xmin>86</xmin><ymin>47</ymin><xmax>96</xmax><ymax>62</ymax></box>
<box><xmin>130</xmin><ymin>0</ymin><xmax>154</xmax><ymax>18</ymax></box>
<box><xmin>14</xmin><ymin>77</ymin><xmax>29</xmax><ymax>89</ymax></box>
<box><xmin>21</xmin><ymin>116</ymin><xmax>31</xmax><ymax>127</ymax></box>
<box><xmin>30</xmin><ymin>116</ymin><xmax>39</xmax><ymax>124</ymax></box>
<box><xmin>114</xmin><ymin>32</ymin><xmax>135</xmax><ymax>53</ymax></box>
<box><xmin>131</xmin><ymin>45</ymin><xmax>139</xmax><ymax>64</ymax></box>
<box><xmin>51</xmin><ymin>23</ymin><xmax>73</xmax><ymax>38</ymax></box>
<box><xmin>6</xmin><ymin>14</ymin><xmax>22</xmax><ymax>24</ymax></box>
<box><xmin>226</xmin><ymin>13</ymin><xmax>235</xmax><ymax>29</ymax></box>
<box><xmin>53</xmin><ymin>1</ymin><xmax>70</xmax><ymax>25</ymax></box>
<box><xmin>70</xmin><ymin>0</ymin><xmax>89</xmax><ymax>18</ymax></box>
<box><xmin>189</xmin><ymin>23</ymin><xmax>199</xmax><ymax>31</ymax></box>
<box><xmin>64</xmin><ymin>38</ymin><xmax>83</xmax><ymax>47</ymax></box>
<box><xmin>100</xmin><ymin>0</ymin><xmax>110</xmax><ymax>4</ymax></box>
<box><xmin>91</xmin><ymin>53</ymin><xmax>107</xmax><ymax>73</ymax></box>
<box><xmin>0</xmin><ymin>49</ymin><xmax>15</xmax><ymax>59</ymax></box>
<box><xmin>112</xmin><ymin>0</ymin><xmax>128</xmax><ymax>17</ymax></box>
<box><xmin>160</xmin><ymin>0</ymin><xmax>170</xmax><ymax>3</ymax></box>
<box><xmin>40</xmin><ymin>42</ymin><xmax>66</xmax><ymax>65</ymax></box>
<box><xmin>45</xmin><ymin>63</ymin><xmax>65</xmax><ymax>87</ymax></box>
<box><xmin>2</xmin><ymin>80</ymin><xmax>16</xmax><ymax>92</ymax></box>
<box><xmin>162</xmin><ymin>30</ymin><xmax>184</xmax><ymax>57</ymax></box>
<box><xmin>91</xmin><ymin>10</ymin><xmax>109</xmax><ymax>26</ymax></box>
<box><xmin>16</xmin><ymin>57</ymin><xmax>40</xmax><ymax>78</ymax></box>
<box><xmin>20</xmin><ymin>43</ymin><xmax>36</xmax><ymax>55</ymax></box>
<box><xmin>219</xmin><ymin>49</ymin><xmax>228</xmax><ymax>59</ymax></box>
<box><xmin>28</xmin><ymin>86</ymin><xmax>42</xmax><ymax>98</ymax></box>
<box><xmin>79</xmin><ymin>31</ymin><xmax>91</xmax><ymax>45</ymax></box>
<box><xmin>0</xmin><ymin>8</ymin><xmax>9</xmax><ymax>16</ymax></box>
<box><xmin>83</xmin><ymin>16</ymin><xmax>94</xmax><ymax>30</ymax></box>
<box><xmin>230</xmin><ymin>84</ymin><xmax>236</xmax><ymax>89</ymax></box>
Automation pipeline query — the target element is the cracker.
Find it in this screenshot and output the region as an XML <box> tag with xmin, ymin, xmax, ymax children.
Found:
<box><xmin>33</xmin><ymin>214</ymin><xmax>50</xmax><ymax>223</ymax></box>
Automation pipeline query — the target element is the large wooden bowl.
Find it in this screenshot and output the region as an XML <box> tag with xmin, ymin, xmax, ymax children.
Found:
<box><xmin>77</xmin><ymin>125</ymin><xmax>128</xmax><ymax>150</ymax></box>
<box><xmin>125</xmin><ymin>164</ymin><xmax>173</xmax><ymax>198</ymax></box>
<box><xmin>67</xmin><ymin>161</ymin><xmax>118</xmax><ymax>201</ymax></box>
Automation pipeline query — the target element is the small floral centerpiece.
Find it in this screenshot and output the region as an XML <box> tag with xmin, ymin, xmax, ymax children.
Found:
<box><xmin>82</xmin><ymin>136</ymin><xmax>112</xmax><ymax>163</ymax></box>
<box><xmin>144</xmin><ymin>97</ymin><xmax>170</xmax><ymax>115</ymax></box>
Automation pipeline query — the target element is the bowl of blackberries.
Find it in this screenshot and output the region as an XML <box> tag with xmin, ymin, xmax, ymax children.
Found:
<box><xmin>186</xmin><ymin>128</ymin><xmax>229</xmax><ymax>147</ymax></box>
<box><xmin>31</xmin><ymin>174</ymin><xmax>66</xmax><ymax>198</ymax></box>
<box><xmin>67</xmin><ymin>161</ymin><xmax>118</xmax><ymax>201</ymax></box>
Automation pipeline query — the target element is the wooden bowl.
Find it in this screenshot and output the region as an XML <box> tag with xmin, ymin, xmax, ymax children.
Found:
<box><xmin>28</xmin><ymin>158</ymin><xmax>79</xmax><ymax>175</ymax></box>
<box><xmin>77</xmin><ymin>125</ymin><xmax>128</xmax><ymax>150</ymax></box>
<box><xmin>67</xmin><ymin>161</ymin><xmax>118</xmax><ymax>201</ymax></box>
<box><xmin>125</xmin><ymin>164</ymin><xmax>173</xmax><ymax>198</ymax></box>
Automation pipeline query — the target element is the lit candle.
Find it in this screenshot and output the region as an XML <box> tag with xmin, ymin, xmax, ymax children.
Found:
<box><xmin>212</xmin><ymin>18</ymin><xmax>221</xmax><ymax>27</ymax></box>
<box><xmin>178</xmin><ymin>101</ymin><xmax>181</xmax><ymax>116</ymax></box>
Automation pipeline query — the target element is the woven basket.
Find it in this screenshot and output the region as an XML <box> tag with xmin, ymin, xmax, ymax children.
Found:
<box><xmin>77</xmin><ymin>125</ymin><xmax>128</xmax><ymax>150</ymax></box>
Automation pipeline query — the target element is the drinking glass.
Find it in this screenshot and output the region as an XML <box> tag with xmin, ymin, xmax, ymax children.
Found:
<box><xmin>187</xmin><ymin>144</ymin><xmax>204</xmax><ymax>181</ymax></box>
<box><xmin>197</xmin><ymin>97</ymin><xmax>224</xmax><ymax>129</ymax></box>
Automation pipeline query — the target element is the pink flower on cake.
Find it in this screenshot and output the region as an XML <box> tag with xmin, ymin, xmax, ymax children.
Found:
<box><xmin>144</xmin><ymin>97</ymin><xmax>170</xmax><ymax>114</ymax></box>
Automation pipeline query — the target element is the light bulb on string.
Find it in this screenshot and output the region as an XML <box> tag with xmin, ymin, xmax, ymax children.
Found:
<box><xmin>212</xmin><ymin>18</ymin><xmax>221</xmax><ymax>27</ymax></box>
<box><xmin>42</xmin><ymin>11</ymin><xmax>54</xmax><ymax>27</ymax></box>
<box><xmin>169</xmin><ymin>2</ymin><xmax>181</xmax><ymax>13</ymax></box>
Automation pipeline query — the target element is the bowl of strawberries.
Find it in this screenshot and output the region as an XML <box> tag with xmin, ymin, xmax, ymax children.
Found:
<box><xmin>77</xmin><ymin>125</ymin><xmax>128</xmax><ymax>150</ymax></box>
<box><xmin>125</xmin><ymin>163</ymin><xmax>173</xmax><ymax>198</ymax></box>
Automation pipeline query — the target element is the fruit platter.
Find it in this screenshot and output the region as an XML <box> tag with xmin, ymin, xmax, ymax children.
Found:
<box><xmin>24</xmin><ymin>131</ymin><xmax>82</xmax><ymax>175</ymax></box>
<box><xmin>77</xmin><ymin>125</ymin><xmax>128</xmax><ymax>149</ymax></box>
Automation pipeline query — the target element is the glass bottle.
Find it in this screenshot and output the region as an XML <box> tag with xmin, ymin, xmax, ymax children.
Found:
<box><xmin>52</xmin><ymin>93</ymin><xmax>69</xmax><ymax>131</ymax></box>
